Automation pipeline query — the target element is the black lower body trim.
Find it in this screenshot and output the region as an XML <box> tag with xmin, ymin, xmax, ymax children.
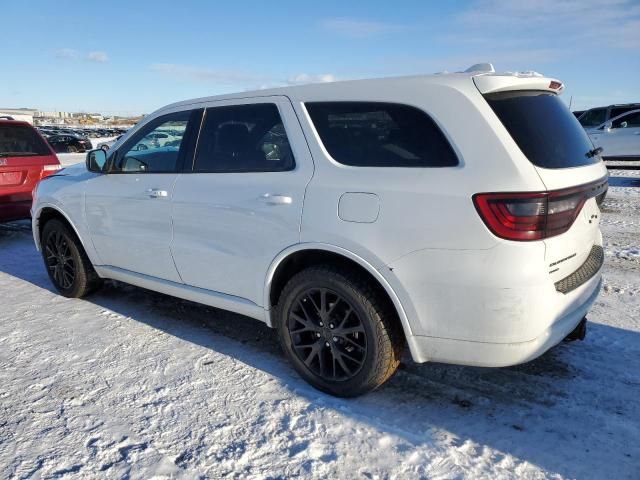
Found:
<box><xmin>555</xmin><ymin>245</ymin><xmax>604</xmax><ymax>294</ymax></box>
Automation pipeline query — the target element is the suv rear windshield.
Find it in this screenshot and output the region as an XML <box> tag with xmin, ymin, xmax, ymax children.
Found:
<box><xmin>0</xmin><ymin>125</ymin><xmax>50</xmax><ymax>156</ymax></box>
<box><xmin>485</xmin><ymin>91</ymin><xmax>598</xmax><ymax>169</ymax></box>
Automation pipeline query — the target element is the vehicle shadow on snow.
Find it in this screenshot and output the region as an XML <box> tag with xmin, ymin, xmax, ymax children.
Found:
<box><xmin>1</xmin><ymin>221</ymin><xmax>639</xmax><ymax>479</ymax></box>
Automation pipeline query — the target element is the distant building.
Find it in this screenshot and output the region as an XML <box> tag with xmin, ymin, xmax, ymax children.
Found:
<box><xmin>0</xmin><ymin>107</ymin><xmax>38</xmax><ymax>124</ymax></box>
<box><xmin>36</xmin><ymin>110</ymin><xmax>71</xmax><ymax>119</ymax></box>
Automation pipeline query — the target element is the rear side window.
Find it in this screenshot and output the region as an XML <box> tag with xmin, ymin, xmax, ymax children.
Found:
<box><xmin>193</xmin><ymin>103</ymin><xmax>295</xmax><ymax>173</ymax></box>
<box><xmin>305</xmin><ymin>102</ymin><xmax>458</xmax><ymax>167</ymax></box>
<box><xmin>485</xmin><ymin>91</ymin><xmax>599</xmax><ymax>169</ymax></box>
<box><xmin>611</xmin><ymin>111</ymin><xmax>640</xmax><ymax>129</ymax></box>
<box><xmin>610</xmin><ymin>106</ymin><xmax>639</xmax><ymax>119</ymax></box>
<box><xmin>0</xmin><ymin>125</ymin><xmax>50</xmax><ymax>156</ymax></box>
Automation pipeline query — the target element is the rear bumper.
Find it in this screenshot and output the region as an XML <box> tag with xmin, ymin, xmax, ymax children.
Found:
<box><xmin>0</xmin><ymin>193</ymin><xmax>32</xmax><ymax>221</ymax></box>
<box><xmin>385</xmin><ymin>238</ymin><xmax>603</xmax><ymax>366</ymax></box>
<box><xmin>406</xmin><ymin>275</ymin><xmax>601</xmax><ymax>366</ymax></box>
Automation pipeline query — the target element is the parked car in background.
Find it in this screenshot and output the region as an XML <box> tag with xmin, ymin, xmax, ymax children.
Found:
<box><xmin>577</xmin><ymin>103</ymin><xmax>640</xmax><ymax>131</ymax></box>
<box><xmin>588</xmin><ymin>109</ymin><xmax>640</xmax><ymax>160</ymax></box>
<box><xmin>46</xmin><ymin>134</ymin><xmax>92</xmax><ymax>153</ymax></box>
<box><xmin>0</xmin><ymin>116</ymin><xmax>61</xmax><ymax>222</ymax></box>
<box><xmin>32</xmin><ymin>65</ymin><xmax>607</xmax><ymax>396</ymax></box>
<box><xmin>98</xmin><ymin>135</ymin><xmax>123</xmax><ymax>151</ymax></box>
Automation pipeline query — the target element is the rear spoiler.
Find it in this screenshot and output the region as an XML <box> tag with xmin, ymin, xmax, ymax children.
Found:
<box><xmin>473</xmin><ymin>73</ymin><xmax>564</xmax><ymax>95</ymax></box>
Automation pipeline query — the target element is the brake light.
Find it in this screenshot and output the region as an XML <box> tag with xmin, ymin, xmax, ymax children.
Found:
<box><xmin>473</xmin><ymin>177</ymin><xmax>608</xmax><ymax>241</ymax></box>
<box><xmin>40</xmin><ymin>163</ymin><xmax>62</xmax><ymax>179</ymax></box>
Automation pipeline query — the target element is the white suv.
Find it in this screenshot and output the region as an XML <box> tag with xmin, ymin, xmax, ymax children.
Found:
<box><xmin>32</xmin><ymin>64</ymin><xmax>608</xmax><ymax>397</ymax></box>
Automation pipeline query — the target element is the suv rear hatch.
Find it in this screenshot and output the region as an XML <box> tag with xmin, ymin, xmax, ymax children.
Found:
<box><xmin>474</xmin><ymin>73</ymin><xmax>608</xmax><ymax>289</ymax></box>
<box><xmin>0</xmin><ymin>123</ymin><xmax>60</xmax><ymax>207</ymax></box>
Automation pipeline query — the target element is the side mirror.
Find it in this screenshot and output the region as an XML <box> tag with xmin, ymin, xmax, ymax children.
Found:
<box><xmin>86</xmin><ymin>148</ymin><xmax>108</xmax><ymax>173</ymax></box>
<box><xmin>603</xmin><ymin>121</ymin><xmax>613</xmax><ymax>132</ymax></box>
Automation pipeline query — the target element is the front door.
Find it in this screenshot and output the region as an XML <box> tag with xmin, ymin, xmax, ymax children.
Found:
<box><xmin>84</xmin><ymin>109</ymin><xmax>199</xmax><ymax>282</ymax></box>
<box><xmin>171</xmin><ymin>97</ymin><xmax>314</xmax><ymax>305</ymax></box>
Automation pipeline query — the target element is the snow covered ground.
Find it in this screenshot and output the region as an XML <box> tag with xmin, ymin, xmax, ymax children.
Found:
<box><xmin>0</xmin><ymin>169</ymin><xmax>638</xmax><ymax>479</ymax></box>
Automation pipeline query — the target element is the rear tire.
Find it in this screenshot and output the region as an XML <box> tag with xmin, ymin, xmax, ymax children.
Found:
<box><xmin>41</xmin><ymin>219</ymin><xmax>102</xmax><ymax>298</ymax></box>
<box><xmin>275</xmin><ymin>265</ymin><xmax>403</xmax><ymax>397</ymax></box>
<box><xmin>67</xmin><ymin>145</ymin><xmax>78</xmax><ymax>153</ymax></box>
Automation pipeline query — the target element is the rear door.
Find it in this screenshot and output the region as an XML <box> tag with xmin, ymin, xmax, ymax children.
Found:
<box><xmin>480</xmin><ymin>86</ymin><xmax>608</xmax><ymax>283</ymax></box>
<box><xmin>84</xmin><ymin>108</ymin><xmax>200</xmax><ymax>282</ymax></box>
<box><xmin>171</xmin><ymin>97</ymin><xmax>314</xmax><ymax>305</ymax></box>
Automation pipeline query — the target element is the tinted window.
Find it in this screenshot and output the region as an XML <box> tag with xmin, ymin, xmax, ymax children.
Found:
<box><xmin>194</xmin><ymin>104</ymin><xmax>294</xmax><ymax>173</ymax></box>
<box><xmin>305</xmin><ymin>102</ymin><xmax>458</xmax><ymax>167</ymax></box>
<box><xmin>611</xmin><ymin>111</ymin><xmax>640</xmax><ymax>129</ymax></box>
<box><xmin>0</xmin><ymin>125</ymin><xmax>50</xmax><ymax>156</ymax></box>
<box><xmin>485</xmin><ymin>91</ymin><xmax>599</xmax><ymax>169</ymax></box>
<box><xmin>113</xmin><ymin>111</ymin><xmax>191</xmax><ymax>173</ymax></box>
<box><xmin>610</xmin><ymin>106</ymin><xmax>639</xmax><ymax>119</ymax></box>
<box><xmin>578</xmin><ymin>108</ymin><xmax>607</xmax><ymax>127</ymax></box>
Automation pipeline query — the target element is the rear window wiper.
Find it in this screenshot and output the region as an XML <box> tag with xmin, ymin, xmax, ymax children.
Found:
<box><xmin>585</xmin><ymin>146</ymin><xmax>603</xmax><ymax>158</ymax></box>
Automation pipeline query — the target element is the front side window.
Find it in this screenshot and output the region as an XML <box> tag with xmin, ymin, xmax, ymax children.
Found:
<box><xmin>305</xmin><ymin>102</ymin><xmax>458</xmax><ymax>167</ymax></box>
<box><xmin>113</xmin><ymin>112</ymin><xmax>191</xmax><ymax>173</ymax></box>
<box><xmin>578</xmin><ymin>108</ymin><xmax>607</xmax><ymax>128</ymax></box>
<box><xmin>193</xmin><ymin>103</ymin><xmax>295</xmax><ymax>173</ymax></box>
<box><xmin>611</xmin><ymin>111</ymin><xmax>640</xmax><ymax>129</ymax></box>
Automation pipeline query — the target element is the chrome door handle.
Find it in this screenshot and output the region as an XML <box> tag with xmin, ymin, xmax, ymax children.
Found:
<box><xmin>261</xmin><ymin>193</ymin><xmax>292</xmax><ymax>205</ymax></box>
<box><xmin>147</xmin><ymin>188</ymin><xmax>168</xmax><ymax>198</ymax></box>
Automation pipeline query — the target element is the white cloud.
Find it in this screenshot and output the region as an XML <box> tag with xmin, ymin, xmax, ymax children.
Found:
<box><xmin>87</xmin><ymin>51</ymin><xmax>109</xmax><ymax>63</ymax></box>
<box><xmin>150</xmin><ymin>63</ymin><xmax>271</xmax><ymax>85</ymax></box>
<box><xmin>287</xmin><ymin>73</ymin><xmax>337</xmax><ymax>85</ymax></box>
<box><xmin>151</xmin><ymin>63</ymin><xmax>338</xmax><ymax>88</ymax></box>
<box><xmin>55</xmin><ymin>48</ymin><xmax>79</xmax><ymax>59</ymax></box>
<box><xmin>55</xmin><ymin>49</ymin><xmax>110</xmax><ymax>63</ymax></box>
<box><xmin>321</xmin><ymin>18</ymin><xmax>405</xmax><ymax>38</ymax></box>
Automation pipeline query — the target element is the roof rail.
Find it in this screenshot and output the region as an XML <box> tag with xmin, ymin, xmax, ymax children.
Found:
<box><xmin>0</xmin><ymin>115</ymin><xmax>15</xmax><ymax>120</ymax></box>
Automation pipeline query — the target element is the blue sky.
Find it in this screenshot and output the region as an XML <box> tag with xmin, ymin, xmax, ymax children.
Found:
<box><xmin>2</xmin><ymin>0</ymin><xmax>638</xmax><ymax>115</ymax></box>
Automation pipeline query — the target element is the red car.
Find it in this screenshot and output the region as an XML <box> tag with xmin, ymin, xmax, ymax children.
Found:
<box><xmin>0</xmin><ymin>117</ymin><xmax>61</xmax><ymax>222</ymax></box>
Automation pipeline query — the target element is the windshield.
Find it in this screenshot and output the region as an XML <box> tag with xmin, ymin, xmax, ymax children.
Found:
<box><xmin>0</xmin><ymin>125</ymin><xmax>51</xmax><ymax>157</ymax></box>
<box><xmin>485</xmin><ymin>91</ymin><xmax>599</xmax><ymax>169</ymax></box>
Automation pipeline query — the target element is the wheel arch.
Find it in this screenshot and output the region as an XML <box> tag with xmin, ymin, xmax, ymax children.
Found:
<box><xmin>264</xmin><ymin>243</ymin><xmax>415</xmax><ymax>342</ymax></box>
<box><xmin>33</xmin><ymin>205</ymin><xmax>91</xmax><ymax>259</ymax></box>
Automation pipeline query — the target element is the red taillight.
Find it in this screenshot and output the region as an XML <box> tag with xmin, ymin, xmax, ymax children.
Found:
<box><xmin>473</xmin><ymin>178</ymin><xmax>608</xmax><ymax>241</ymax></box>
<box><xmin>40</xmin><ymin>163</ymin><xmax>62</xmax><ymax>179</ymax></box>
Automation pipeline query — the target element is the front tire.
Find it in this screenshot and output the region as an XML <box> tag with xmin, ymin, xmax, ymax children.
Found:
<box><xmin>41</xmin><ymin>219</ymin><xmax>102</xmax><ymax>298</ymax></box>
<box><xmin>67</xmin><ymin>145</ymin><xmax>78</xmax><ymax>153</ymax></box>
<box><xmin>275</xmin><ymin>265</ymin><xmax>403</xmax><ymax>397</ymax></box>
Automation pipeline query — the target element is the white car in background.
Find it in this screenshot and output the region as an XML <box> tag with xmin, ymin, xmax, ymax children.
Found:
<box><xmin>97</xmin><ymin>135</ymin><xmax>123</xmax><ymax>151</ymax></box>
<box><xmin>31</xmin><ymin>64</ymin><xmax>607</xmax><ymax>397</ymax></box>
<box><xmin>588</xmin><ymin>109</ymin><xmax>640</xmax><ymax>161</ymax></box>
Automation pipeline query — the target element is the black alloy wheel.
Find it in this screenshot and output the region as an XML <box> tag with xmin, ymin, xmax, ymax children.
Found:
<box><xmin>41</xmin><ymin>219</ymin><xmax>102</xmax><ymax>298</ymax></box>
<box><xmin>287</xmin><ymin>287</ymin><xmax>367</xmax><ymax>381</ymax></box>
<box><xmin>45</xmin><ymin>229</ymin><xmax>75</xmax><ymax>289</ymax></box>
